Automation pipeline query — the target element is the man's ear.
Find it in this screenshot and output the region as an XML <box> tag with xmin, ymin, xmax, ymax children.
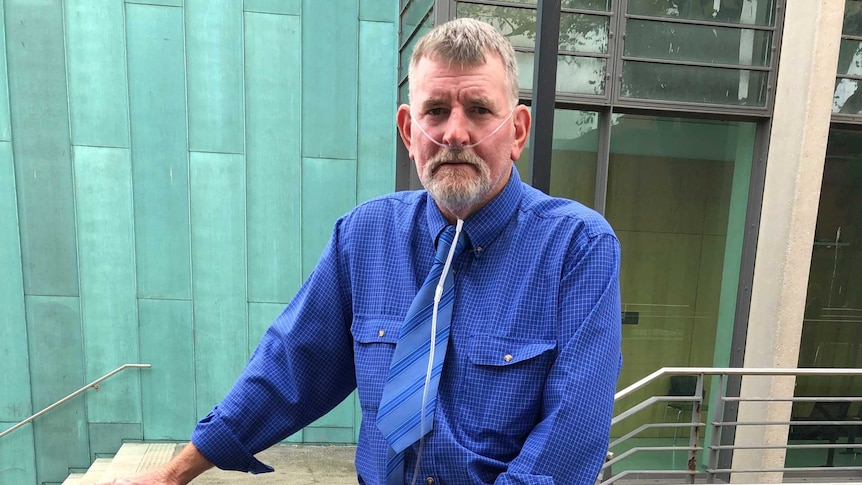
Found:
<box><xmin>396</xmin><ymin>104</ymin><xmax>413</xmax><ymax>158</ymax></box>
<box><xmin>510</xmin><ymin>104</ymin><xmax>532</xmax><ymax>161</ymax></box>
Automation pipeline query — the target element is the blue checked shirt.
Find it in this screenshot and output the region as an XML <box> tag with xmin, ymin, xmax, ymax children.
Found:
<box><xmin>191</xmin><ymin>167</ymin><xmax>622</xmax><ymax>484</ymax></box>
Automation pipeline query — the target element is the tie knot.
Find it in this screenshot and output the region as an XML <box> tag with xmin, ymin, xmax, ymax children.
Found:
<box><xmin>435</xmin><ymin>225</ymin><xmax>467</xmax><ymax>264</ymax></box>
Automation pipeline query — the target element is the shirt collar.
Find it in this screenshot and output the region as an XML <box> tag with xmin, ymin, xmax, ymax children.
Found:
<box><xmin>425</xmin><ymin>165</ymin><xmax>524</xmax><ymax>257</ymax></box>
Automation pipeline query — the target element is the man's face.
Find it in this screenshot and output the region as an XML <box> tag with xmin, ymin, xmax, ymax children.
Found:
<box><xmin>397</xmin><ymin>54</ymin><xmax>530</xmax><ymax>220</ymax></box>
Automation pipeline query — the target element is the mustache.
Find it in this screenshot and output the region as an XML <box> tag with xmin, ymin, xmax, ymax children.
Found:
<box><xmin>426</xmin><ymin>149</ymin><xmax>483</xmax><ymax>173</ymax></box>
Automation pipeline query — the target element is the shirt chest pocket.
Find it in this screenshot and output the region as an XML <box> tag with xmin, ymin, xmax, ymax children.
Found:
<box><xmin>455</xmin><ymin>335</ymin><xmax>557</xmax><ymax>450</ymax></box>
<box><xmin>351</xmin><ymin>317</ymin><xmax>401</xmax><ymax>411</ymax></box>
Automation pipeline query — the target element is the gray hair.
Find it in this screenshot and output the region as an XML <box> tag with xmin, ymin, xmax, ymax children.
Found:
<box><xmin>408</xmin><ymin>18</ymin><xmax>519</xmax><ymax>107</ymax></box>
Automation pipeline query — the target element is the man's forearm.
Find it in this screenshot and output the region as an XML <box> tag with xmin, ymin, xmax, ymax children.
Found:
<box><xmin>163</xmin><ymin>442</ymin><xmax>214</xmax><ymax>484</ymax></box>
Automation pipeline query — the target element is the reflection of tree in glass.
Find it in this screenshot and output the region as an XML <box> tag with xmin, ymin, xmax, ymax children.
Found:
<box><xmin>458</xmin><ymin>0</ymin><xmax>772</xmax><ymax>106</ymax></box>
<box><xmin>622</xmin><ymin>0</ymin><xmax>770</xmax><ymax>105</ymax></box>
<box><xmin>836</xmin><ymin>2</ymin><xmax>862</xmax><ymax>114</ymax></box>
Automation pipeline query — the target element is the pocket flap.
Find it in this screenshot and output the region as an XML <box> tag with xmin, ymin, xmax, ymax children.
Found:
<box><xmin>351</xmin><ymin>317</ymin><xmax>402</xmax><ymax>344</ymax></box>
<box><xmin>467</xmin><ymin>335</ymin><xmax>556</xmax><ymax>367</ymax></box>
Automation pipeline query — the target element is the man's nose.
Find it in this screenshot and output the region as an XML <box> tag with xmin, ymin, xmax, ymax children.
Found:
<box><xmin>440</xmin><ymin>109</ymin><xmax>471</xmax><ymax>148</ymax></box>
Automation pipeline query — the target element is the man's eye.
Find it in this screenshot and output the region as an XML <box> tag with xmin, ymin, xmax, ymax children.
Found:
<box><xmin>472</xmin><ymin>106</ymin><xmax>492</xmax><ymax>115</ymax></box>
<box><xmin>427</xmin><ymin>108</ymin><xmax>446</xmax><ymax>116</ymax></box>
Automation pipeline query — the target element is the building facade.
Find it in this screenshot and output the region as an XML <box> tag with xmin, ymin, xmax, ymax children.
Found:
<box><xmin>0</xmin><ymin>0</ymin><xmax>859</xmax><ymax>483</ymax></box>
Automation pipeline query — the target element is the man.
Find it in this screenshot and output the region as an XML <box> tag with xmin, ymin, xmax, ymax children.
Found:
<box><xmin>106</xmin><ymin>17</ymin><xmax>621</xmax><ymax>485</ymax></box>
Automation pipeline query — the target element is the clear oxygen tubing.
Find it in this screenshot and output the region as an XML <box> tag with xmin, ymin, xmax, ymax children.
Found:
<box><xmin>410</xmin><ymin>218</ymin><xmax>464</xmax><ymax>485</ymax></box>
<box><xmin>410</xmin><ymin>107</ymin><xmax>515</xmax><ymax>150</ymax></box>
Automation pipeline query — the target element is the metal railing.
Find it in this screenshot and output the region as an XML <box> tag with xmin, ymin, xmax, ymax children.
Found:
<box><xmin>0</xmin><ymin>363</ymin><xmax>151</xmax><ymax>440</ymax></box>
<box><xmin>600</xmin><ymin>367</ymin><xmax>862</xmax><ymax>484</ymax></box>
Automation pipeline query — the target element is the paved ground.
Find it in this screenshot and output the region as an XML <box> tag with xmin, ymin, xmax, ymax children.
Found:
<box><xmin>191</xmin><ymin>445</ymin><xmax>357</xmax><ymax>484</ymax></box>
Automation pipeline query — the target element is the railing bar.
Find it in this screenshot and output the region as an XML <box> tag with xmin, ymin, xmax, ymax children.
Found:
<box><xmin>711</xmin><ymin>443</ymin><xmax>862</xmax><ymax>450</ymax></box>
<box><xmin>614</xmin><ymin>367</ymin><xmax>862</xmax><ymax>401</ymax></box>
<box><xmin>722</xmin><ymin>396</ymin><xmax>862</xmax><ymax>402</ymax></box>
<box><xmin>709</xmin><ymin>466</ymin><xmax>862</xmax><ymax>473</ymax></box>
<box><xmin>716</xmin><ymin>420</ymin><xmax>862</xmax><ymax>426</ymax></box>
<box><xmin>0</xmin><ymin>364</ymin><xmax>151</xmax><ymax>440</ymax></box>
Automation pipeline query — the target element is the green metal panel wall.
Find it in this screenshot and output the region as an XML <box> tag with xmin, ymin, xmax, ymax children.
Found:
<box><xmin>0</xmin><ymin>1</ymin><xmax>398</xmax><ymax>483</ymax></box>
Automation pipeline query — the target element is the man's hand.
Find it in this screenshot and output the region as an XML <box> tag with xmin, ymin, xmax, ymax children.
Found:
<box><xmin>95</xmin><ymin>442</ymin><xmax>213</xmax><ymax>485</ymax></box>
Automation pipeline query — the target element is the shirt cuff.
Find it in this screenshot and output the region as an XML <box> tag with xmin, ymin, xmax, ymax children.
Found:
<box><xmin>191</xmin><ymin>409</ymin><xmax>274</xmax><ymax>474</ymax></box>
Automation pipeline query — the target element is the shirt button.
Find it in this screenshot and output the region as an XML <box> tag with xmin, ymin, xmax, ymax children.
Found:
<box><xmin>426</xmin><ymin>477</ymin><xmax>434</xmax><ymax>485</ymax></box>
<box><xmin>476</xmin><ymin>246</ymin><xmax>483</xmax><ymax>253</ymax></box>
<box><xmin>504</xmin><ymin>354</ymin><xmax>513</xmax><ymax>362</ymax></box>
<box><xmin>378</xmin><ymin>329</ymin><xmax>385</xmax><ymax>337</ymax></box>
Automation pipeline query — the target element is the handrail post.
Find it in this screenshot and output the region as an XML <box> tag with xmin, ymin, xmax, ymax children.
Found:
<box><xmin>686</xmin><ymin>373</ymin><xmax>705</xmax><ymax>483</ymax></box>
<box><xmin>707</xmin><ymin>374</ymin><xmax>727</xmax><ymax>483</ymax></box>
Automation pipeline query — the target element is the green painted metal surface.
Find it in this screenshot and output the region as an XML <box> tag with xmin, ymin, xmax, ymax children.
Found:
<box><xmin>301</xmin><ymin>0</ymin><xmax>358</xmax><ymax>160</ymax></box>
<box><xmin>361</xmin><ymin>0</ymin><xmax>397</xmax><ymax>22</ymax></box>
<box><xmin>0</xmin><ymin>422</ymin><xmax>36</xmax><ymax>485</ymax></box>
<box><xmin>186</xmin><ymin>0</ymin><xmax>244</xmax><ymax>153</ymax></box>
<box><xmin>301</xmin><ymin>157</ymin><xmax>358</xmax><ymax>278</ymax></box>
<box><xmin>0</xmin><ymin>142</ymin><xmax>29</xmax><ymax>422</ymax></box>
<box><xmin>6</xmin><ymin>0</ymin><xmax>79</xmax><ymax>297</ymax></box>
<box><xmin>26</xmin><ymin>295</ymin><xmax>90</xmax><ymax>483</ymax></box>
<box><xmin>0</xmin><ymin>1</ymin><xmax>398</xmax><ymax>479</ymax></box>
<box><xmin>190</xmin><ymin>152</ymin><xmax>249</xmax><ymax>419</ymax></box>
<box><xmin>139</xmin><ymin>298</ymin><xmax>196</xmax><ymax>440</ymax></box>
<box><xmin>358</xmin><ymin>20</ymin><xmax>398</xmax><ymax>203</ymax></box>
<box><xmin>65</xmin><ymin>0</ymin><xmax>130</xmax><ymax>147</ymax></box>
<box><xmin>0</xmin><ymin>2</ymin><xmax>11</xmax><ymax>142</ymax></box>
<box><xmin>127</xmin><ymin>3</ymin><xmax>192</xmax><ymax>300</ymax></box>
<box><xmin>74</xmin><ymin>146</ymin><xmax>142</xmax><ymax>424</ymax></box>
<box><xmin>244</xmin><ymin>0</ymin><xmax>300</xmax><ymax>15</ymax></box>
<box><xmin>245</xmin><ymin>12</ymin><xmax>303</xmax><ymax>304</ymax></box>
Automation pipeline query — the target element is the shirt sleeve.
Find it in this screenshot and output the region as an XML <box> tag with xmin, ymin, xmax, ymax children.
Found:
<box><xmin>190</xmin><ymin>219</ymin><xmax>356</xmax><ymax>473</ymax></box>
<box><xmin>495</xmin><ymin>232</ymin><xmax>622</xmax><ymax>485</ymax></box>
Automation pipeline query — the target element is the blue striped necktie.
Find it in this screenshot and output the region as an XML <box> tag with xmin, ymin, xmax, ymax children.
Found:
<box><xmin>376</xmin><ymin>224</ymin><xmax>466</xmax><ymax>484</ymax></box>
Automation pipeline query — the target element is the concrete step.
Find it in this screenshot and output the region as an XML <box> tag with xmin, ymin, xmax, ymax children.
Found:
<box><xmin>61</xmin><ymin>472</ymin><xmax>85</xmax><ymax>485</ymax></box>
<box><xmin>63</xmin><ymin>443</ymin><xmax>182</xmax><ymax>485</ymax></box>
<box><xmin>76</xmin><ymin>458</ymin><xmax>111</xmax><ymax>485</ymax></box>
<box><xmin>100</xmin><ymin>443</ymin><xmax>182</xmax><ymax>482</ymax></box>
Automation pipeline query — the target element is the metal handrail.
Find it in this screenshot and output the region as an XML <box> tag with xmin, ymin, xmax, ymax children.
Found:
<box><xmin>602</xmin><ymin>367</ymin><xmax>862</xmax><ymax>484</ymax></box>
<box><xmin>0</xmin><ymin>363</ymin><xmax>151</xmax><ymax>440</ymax></box>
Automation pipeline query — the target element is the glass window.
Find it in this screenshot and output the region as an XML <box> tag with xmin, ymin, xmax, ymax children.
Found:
<box><xmin>456</xmin><ymin>3</ymin><xmax>610</xmax><ymax>54</ymax></box>
<box><xmin>516</xmin><ymin>51</ymin><xmax>606</xmax><ymax>95</ymax></box>
<box><xmin>795</xmin><ymin>128</ymin><xmax>862</xmax><ymax>408</ymax></box>
<box><xmin>621</xmin><ymin>61</ymin><xmax>768</xmax><ymax>106</ymax></box>
<box><xmin>628</xmin><ymin>0</ymin><xmax>777</xmax><ymax>27</ymax></box>
<box><xmin>625</xmin><ymin>19</ymin><xmax>772</xmax><ymax>67</ymax></box>
<box><xmin>844</xmin><ymin>0</ymin><xmax>862</xmax><ymax>37</ymax></box>
<box><xmin>489</xmin><ymin>0</ymin><xmax>611</xmax><ymax>11</ymax></box>
<box><xmin>401</xmin><ymin>0</ymin><xmax>433</xmax><ymax>41</ymax></box>
<box><xmin>399</xmin><ymin>12</ymin><xmax>433</xmax><ymax>84</ymax></box>
<box><xmin>834</xmin><ymin>79</ymin><xmax>862</xmax><ymax>115</ymax></box>
<box><xmin>547</xmin><ymin>109</ymin><xmax>600</xmax><ymax>207</ymax></box>
<box><xmin>607</xmin><ymin>114</ymin><xmax>756</xmax><ymax>452</ymax></box>
<box><xmin>837</xmin><ymin>39</ymin><xmax>862</xmax><ymax>77</ymax></box>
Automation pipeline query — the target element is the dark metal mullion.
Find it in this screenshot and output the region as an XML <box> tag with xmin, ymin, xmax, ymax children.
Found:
<box><xmin>765</xmin><ymin>0</ymin><xmax>786</xmax><ymax>114</ymax></box>
<box><xmin>456</xmin><ymin>0</ymin><xmax>613</xmax><ymax>17</ymax></box>
<box><xmin>715</xmin><ymin>117</ymin><xmax>773</xmax><ymax>481</ymax></box>
<box><xmin>842</xmin><ymin>33</ymin><xmax>862</xmax><ymax>42</ymax></box>
<box><xmin>435</xmin><ymin>0</ymin><xmax>453</xmax><ymax>27</ymax></box>
<box><xmin>625</xmin><ymin>13</ymin><xmax>777</xmax><ymax>32</ymax></box>
<box><xmin>621</xmin><ymin>56</ymin><xmax>772</xmax><ymax>72</ymax></box>
<box><xmin>835</xmin><ymin>73</ymin><xmax>862</xmax><ymax>81</ymax></box>
<box><xmin>593</xmin><ymin>108</ymin><xmax>612</xmax><ymax>214</ymax></box>
<box><xmin>528</xmin><ymin>0</ymin><xmax>561</xmax><ymax>194</ymax></box>
<box><xmin>612</xmin><ymin>98</ymin><xmax>770</xmax><ymax>119</ymax></box>
<box><xmin>515</xmin><ymin>46</ymin><xmax>610</xmax><ymax>60</ymax></box>
<box><xmin>830</xmin><ymin>114</ymin><xmax>862</xmax><ymax>125</ymax></box>
<box><xmin>609</xmin><ymin>0</ymin><xmax>627</xmax><ymax>105</ymax></box>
